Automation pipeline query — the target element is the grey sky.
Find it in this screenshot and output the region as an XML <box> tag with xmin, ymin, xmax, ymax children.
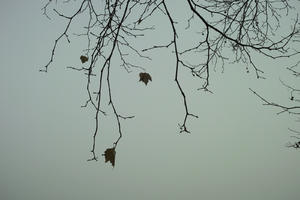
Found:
<box><xmin>0</xmin><ymin>0</ymin><xmax>300</xmax><ymax>200</ymax></box>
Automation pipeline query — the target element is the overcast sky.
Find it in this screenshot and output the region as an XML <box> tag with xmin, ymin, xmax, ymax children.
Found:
<box><xmin>1</xmin><ymin>0</ymin><xmax>300</xmax><ymax>200</ymax></box>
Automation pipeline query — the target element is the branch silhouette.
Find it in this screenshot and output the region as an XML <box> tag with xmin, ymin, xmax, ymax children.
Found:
<box><xmin>41</xmin><ymin>0</ymin><xmax>300</xmax><ymax>166</ymax></box>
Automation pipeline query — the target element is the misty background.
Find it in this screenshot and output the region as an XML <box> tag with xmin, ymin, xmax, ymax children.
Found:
<box><xmin>0</xmin><ymin>0</ymin><xmax>300</xmax><ymax>200</ymax></box>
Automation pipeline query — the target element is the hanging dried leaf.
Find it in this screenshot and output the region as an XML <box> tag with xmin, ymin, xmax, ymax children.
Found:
<box><xmin>80</xmin><ymin>55</ymin><xmax>88</xmax><ymax>63</ymax></box>
<box><xmin>103</xmin><ymin>147</ymin><xmax>116</xmax><ymax>167</ymax></box>
<box><xmin>139</xmin><ymin>72</ymin><xmax>152</xmax><ymax>85</ymax></box>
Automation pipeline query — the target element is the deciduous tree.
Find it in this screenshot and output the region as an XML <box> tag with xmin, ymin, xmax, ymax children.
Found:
<box><xmin>41</xmin><ymin>0</ymin><xmax>300</xmax><ymax>165</ymax></box>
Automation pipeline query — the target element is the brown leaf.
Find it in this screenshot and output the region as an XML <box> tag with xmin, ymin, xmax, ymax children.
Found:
<box><xmin>139</xmin><ymin>72</ymin><xmax>152</xmax><ymax>85</ymax></box>
<box><xmin>80</xmin><ymin>55</ymin><xmax>88</xmax><ymax>63</ymax></box>
<box><xmin>103</xmin><ymin>147</ymin><xmax>116</xmax><ymax>167</ymax></box>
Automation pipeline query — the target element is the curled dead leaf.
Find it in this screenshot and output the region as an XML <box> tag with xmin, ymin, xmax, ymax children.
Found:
<box><xmin>139</xmin><ymin>72</ymin><xmax>152</xmax><ymax>85</ymax></box>
<box><xmin>80</xmin><ymin>55</ymin><xmax>88</xmax><ymax>63</ymax></box>
<box><xmin>103</xmin><ymin>147</ymin><xmax>116</xmax><ymax>167</ymax></box>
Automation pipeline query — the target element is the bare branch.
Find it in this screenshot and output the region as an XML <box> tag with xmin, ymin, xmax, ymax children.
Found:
<box><xmin>41</xmin><ymin>0</ymin><xmax>300</xmax><ymax>165</ymax></box>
